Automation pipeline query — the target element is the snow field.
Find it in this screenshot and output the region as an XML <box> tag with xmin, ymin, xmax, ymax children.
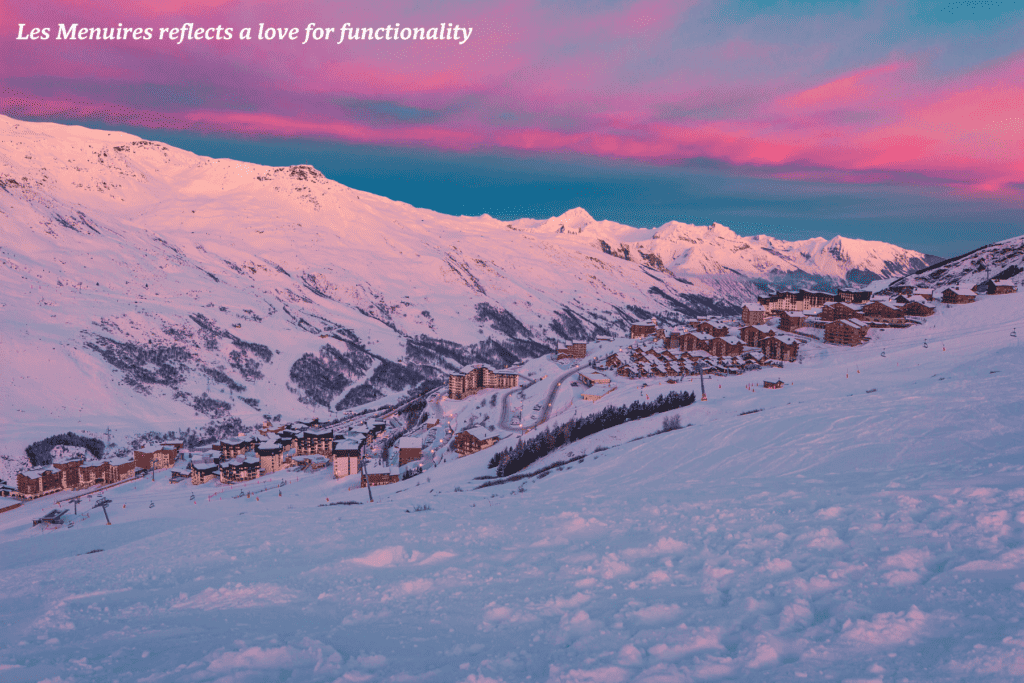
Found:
<box><xmin>1</xmin><ymin>292</ymin><xmax>1023</xmax><ymax>681</ymax></box>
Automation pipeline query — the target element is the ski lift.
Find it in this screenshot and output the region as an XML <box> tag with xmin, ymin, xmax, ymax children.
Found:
<box><xmin>189</xmin><ymin>492</ymin><xmax>195</xmax><ymax>501</ymax></box>
<box><xmin>149</xmin><ymin>501</ymin><xmax>155</xmax><ymax>509</ymax></box>
<box><xmin>1013</xmin><ymin>328</ymin><xmax>1018</xmax><ymax>338</ymax></box>
<box><xmin>923</xmin><ymin>339</ymin><xmax>929</xmax><ymax>348</ymax></box>
<box><xmin>881</xmin><ymin>349</ymin><xmax>886</xmax><ymax>357</ymax></box>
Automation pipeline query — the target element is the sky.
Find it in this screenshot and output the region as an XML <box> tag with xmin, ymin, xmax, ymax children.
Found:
<box><xmin>2</xmin><ymin>0</ymin><xmax>1023</xmax><ymax>257</ymax></box>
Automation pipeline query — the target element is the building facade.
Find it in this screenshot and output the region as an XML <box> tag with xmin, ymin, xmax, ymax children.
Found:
<box><xmin>448</xmin><ymin>364</ymin><xmax>520</xmax><ymax>400</ymax></box>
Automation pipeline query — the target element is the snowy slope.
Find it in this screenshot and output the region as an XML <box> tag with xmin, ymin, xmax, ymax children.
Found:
<box><xmin>1</xmin><ymin>292</ymin><xmax>1023</xmax><ymax>682</ymax></box>
<box><xmin>889</xmin><ymin>234</ymin><xmax>1024</xmax><ymax>293</ymax></box>
<box><xmin>0</xmin><ymin>115</ymin><xmax>934</xmax><ymax>462</ymax></box>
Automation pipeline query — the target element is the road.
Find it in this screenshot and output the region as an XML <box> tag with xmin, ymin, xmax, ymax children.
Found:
<box><xmin>501</xmin><ymin>363</ymin><xmax>587</xmax><ymax>433</ymax></box>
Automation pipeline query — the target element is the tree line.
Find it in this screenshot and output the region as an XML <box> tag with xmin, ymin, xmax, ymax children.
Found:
<box><xmin>489</xmin><ymin>390</ymin><xmax>695</xmax><ymax>475</ymax></box>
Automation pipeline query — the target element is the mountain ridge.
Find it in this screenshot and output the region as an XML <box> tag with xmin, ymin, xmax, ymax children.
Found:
<box><xmin>0</xmin><ymin>115</ymin><xmax>943</xmax><ymax>458</ymax></box>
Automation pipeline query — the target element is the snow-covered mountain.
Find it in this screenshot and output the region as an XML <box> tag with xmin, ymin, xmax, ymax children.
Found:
<box><xmin>888</xmin><ymin>234</ymin><xmax>1024</xmax><ymax>293</ymax></box>
<box><xmin>0</xmin><ymin>116</ymin><xmax>937</xmax><ymax>453</ymax></box>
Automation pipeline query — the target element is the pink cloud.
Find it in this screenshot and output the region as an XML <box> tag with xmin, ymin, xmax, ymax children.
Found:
<box><xmin>2</xmin><ymin>0</ymin><xmax>1022</xmax><ymax>196</ymax></box>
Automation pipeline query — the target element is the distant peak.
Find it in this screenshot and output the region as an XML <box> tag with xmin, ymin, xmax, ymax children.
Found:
<box><xmin>537</xmin><ymin>207</ymin><xmax>595</xmax><ymax>234</ymax></box>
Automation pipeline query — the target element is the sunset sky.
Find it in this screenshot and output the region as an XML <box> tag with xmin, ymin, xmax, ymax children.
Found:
<box><xmin>3</xmin><ymin>0</ymin><xmax>1023</xmax><ymax>256</ymax></box>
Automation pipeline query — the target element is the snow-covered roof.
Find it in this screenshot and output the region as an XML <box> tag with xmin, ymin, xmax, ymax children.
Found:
<box><xmin>992</xmin><ymin>279</ymin><xmax>1014</xmax><ymax>286</ymax></box>
<box><xmin>398</xmin><ymin>436</ymin><xmax>422</xmax><ymax>450</ymax></box>
<box><xmin>463</xmin><ymin>426</ymin><xmax>491</xmax><ymax>441</ymax></box>
<box><xmin>742</xmin><ymin>303</ymin><xmax>764</xmax><ymax>311</ymax></box>
<box><xmin>334</xmin><ymin>439</ymin><xmax>361</xmax><ymax>451</ymax></box>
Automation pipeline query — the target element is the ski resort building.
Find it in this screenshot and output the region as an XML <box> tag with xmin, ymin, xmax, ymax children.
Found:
<box><xmin>556</xmin><ymin>341</ymin><xmax>587</xmax><ymax>359</ymax></box>
<box><xmin>778</xmin><ymin>311</ymin><xmax>809</xmax><ymax>331</ymax></box>
<box><xmin>219</xmin><ymin>437</ymin><xmax>257</xmax><ymax>460</ymax></box>
<box><xmin>677</xmin><ymin>332</ymin><xmax>714</xmax><ymax>353</ymax></box>
<box><xmin>824</xmin><ymin>319</ymin><xmax>869</xmax><ymax>346</ymax></box>
<box><xmin>190</xmin><ymin>456</ymin><xmax>219</xmax><ymax>484</ymax></box>
<box><xmin>256</xmin><ymin>441</ymin><xmax>285</xmax><ymax>473</ymax></box>
<box><xmin>941</xmin><ymin>287</ymin><xmax>977</xmax><ymax>304</ymax></box>
<box><xmin>333</xmin><ymin>440</ymin><xmax>361</xmax><ymax>479</ymax></box>
<box><xmin>448</xmin><ymin>364</ymin><xmax>519</xmax><ymax>400</ymax></box>
<box><xmin>988</xmin><ymin>280</ymin><xmax>1017</xmax><ymax>295</ymax></box>
<box><xmin>741</xmin><ymin>304</ymin><xmax>766</xmax><ymax>325</ymax></box>
<box><xmin>220</xmin><ymin>453</ymin><xmax>260</xmax><ymax>483</ymax></box>
<box><xmin>579</xmin><ymin>371</ymin><xmax>611</xmax><ymax>387</ymax></box>
<box><xmin>630</xmin><ymin>319</ymin><xmax>658</xmax><ymax>338</ymax></box>
<box><xmin>740</xmin><ymin>325</ymin><xmax>774</xmax><ymax>345</ymax></box>
<box><xmin>861</xmin><ymin>301</ymin><xmax>905</xmax><ymax>320</ymax></box>
<box><xmin>820</xmin><ymin>302</ymin><xmax>863</xmax><ymax>321</ymax></box>
<box><xmin>453</xmin><ymin>427</ymin><xmax>500</xmax><ymax>457</ymax></box>
<box><xmin>913</xmin><ymin>288</ymin><xmax>934</xmax><ymax>301</ymax></box>
<box><xmin>297</xmin><ymin>429</ymin><xmax>334</xmax><ymax>456</ymax></box>
<box><xmin>16</xmin><ymin>466</ymin><xmax>62</xmax><ymax>499</ymax></box>
<box><xmin>397</xmin><ymin>436</ymin><xmax>423</xmax><ymax>466</ymax></box>
<box><xmin>759</xmin><ymin>334</ymin><xmax>800</xmax><ymax>362</ymax></box>
<box><xmin>836</xmin><ymin>289</ymin><xmax>872</xmax><ymax>303</ymax></box>
<box><xmin>900</xmin><ymin>300</ymin><xmax>935</xmax><ymax>316</ymax></box>
<box><xmin>695</xmin><ymin>321</ymin><xmax>730</xmax><ymax>338</ymax></box>
<box><xmin>708</xmin><ymin>336</ymin><xmax>745</xmax><ymax>358</ymax></box>
<box><xmin>134</xmin><ymin>445</ymin><xmax>178</xmax><ymax>471</ymax></box>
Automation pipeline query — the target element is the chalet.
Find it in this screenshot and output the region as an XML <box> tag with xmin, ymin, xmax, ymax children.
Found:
<box><xmin>824</xmin><ymin>318</ymin><xmax>869</xmax><ymax>346</ymax></box>
<box><xmin>578</xmin><ymin>371</ymin><xmax>611</xmax><ymax>387</ymax></box>
<box><xmin>941</xmin><ymin>287</ymin><xmax>976</xmax><ymax>304</ymax></box>
<box><xmin>333</xmin><ymin>440</ymin><xmax>361</xmax><ymax>479</ymax></box>
<box><xmin>739</xmin><ymin>325</ymin><xmax>774</xmax><ymax>346</ymax></box>
<box><xmin>220</xmin><ymin>453</ymin><xmax>261</xmax><ymax>483</ymax></box>
<box><xmin>218</xmin><ymin>437</ymin><xmax>257</xmax><ymax>460</ymax></box>
<box><xmin>0</xmin><ymin>479</ymin><xmax>14</xmax><ymax>498</ymax></box>
<box><xmin>678</xmin><ymin>332</ymin><xmax>713</xmax><ymax>353</ymax></box>
<box><xmin>134</xmin><ymin>445</ymin><xmax>178</xmax><ymax>471</ymax></box>
<box><xmin>297</xmin><ymin>428</ymin><xmax>333</xmax><ymax>456</ymax></box>
<box><xmin>397</xmin><ymin>436</ymin><xmax>423</xmax><ymax>466</ymax></box>
<box><xmin>763</xmin><ymin>379</ymin><xmax>785</xmax><ymax>389</ymax></box>
<box><xmin>255</xmin><ymin>441</ymin><xmax>284</xmax><ymax>473</ymax></box>
<box><xmin>820</xmin><ymin>302</ymin><xmax>863</xmax><ymax>321</ymax></box>
<box><xmin>16</xmin><ymin>466</ymin><xmax>62</xmax><ymax>498</ymax></box>
<box><xmin>741</xmin><ymin>303</ymin><xmax>766</xmax><ymax>325</ymax></box>
<box><xmin>362</xmin><ymin>464</ymin><xmax>400</xmax><ymax>487</ymax></box>
<box><xmin>556</xmin><ymin>341</ymin><xmax>587</xmax><ymax>360</ymax></box>
<box><xmin>861</xmin><ymin>300</ymin><xmax>905</xmax><ymax>320</ymax></box>
<box><xmin>708</xmin><ymin>336</ymin><xmax>745</xmax><ymax>358</ymax></box>
<box><xmin>630</xmin><ymin>319</ymin><xmax>658</xmax><ymax>338</ymax></box>
<box><xmin>453</xmin><ymin>427</ymin><xmax>500</xmax><ymax>457</ymax></box>
<box><xmin>759</xmin><ymin>334</ymin><xmax>799</xmax><ymax>362</ymax></box>
<box><xmin>900</xmin><ymin>300</ymin><xmax>935</xmax><ymax>317</ymax></box>
<box><xmin>448</xmin><ymin>364</ymin><xmax>519</xmax><ymax>400</ymax></box>
<box><xmin>912</xmin><ymin>288</ymin><xmax>933</xmax><ymax>301</ymax></box>
<box><xmin>988</xmin><ymin>279</ymin><xmax>1017</xmax><ymax>295</ymax></box>
<box><xmin>836</xmin><ymin>289</ymin><xmax>872</xmax><ymax>304</ymax></box>
<box><xmin>695</xmin><ymin>321</ymin><xmax>729</xmax><ymax>338</ymax></box>
<box><xmin>778</xmin><ymin>310</ymin><xmax>807</xmax><ymax>331</ymax></box>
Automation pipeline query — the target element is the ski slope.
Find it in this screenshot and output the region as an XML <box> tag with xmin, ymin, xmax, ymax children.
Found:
<box><xmin>2</xmin><ymin>294</ymin><xmax>1023</xmax><ymax>681</ymax></box>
